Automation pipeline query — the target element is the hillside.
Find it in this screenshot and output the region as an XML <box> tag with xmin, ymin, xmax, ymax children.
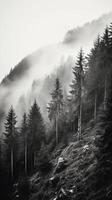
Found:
<box><xmin>16</xmin><ymin>102</ymin><xmax>112</xmax><ymax>200</ymax></box>
<box><xmin>29</xmin><ymin>136</ymin><xmax>97</xmax><ymax>200</ymax></box>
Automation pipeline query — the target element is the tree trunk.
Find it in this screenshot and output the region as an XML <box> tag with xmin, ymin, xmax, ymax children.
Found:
<box><xmin>77</xmin><ymin>116</ymin><xmax>80</xmax><ymax>140</ymax></box>
<box><xmin>56</xmin><ymin>113</ymin><xmax>58</xmax><ymax>145</ymax></box>
<box><xmin>11</xmin><ymin>147</ymin><xmax>14</xmax><ymax>178</ymax></box>
<box><xmin>78</xmin><ymin>73</ymin><xmax>83</xmax><ymax>140</ymax></box>
<box><xmin>34</xmin><ymin>151</ymin><xmax>36</xmax><ymax>169</ymax></box>
<box><xmin>94</xmin><ymin>91</ymin><xmax>97</xmax><ymax>120</ymax></box>
<box><xmin>78</xmin><ymin>100</ymin><xmax>82</xmax><ymax>140</ymax></box>
<box><xmin>104</xmin><ymin>75</ymin><xmax>107</xmax><ymax>110</ymax></box>
<box><xmin>25</xmin><ymin>139</ymin><xmax>27</xmax><ymax>174</ymax></box>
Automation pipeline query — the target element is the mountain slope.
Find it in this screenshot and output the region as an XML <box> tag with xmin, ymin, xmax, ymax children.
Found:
<box><xmin>26</xmin><ymin>103</ymin><xmax>112</xmax><ymax>200</ymax></box>
<box><xmin>0</xmin><ymin>12</ymin><xmax>112</xmax><ymax>129</ymax></box>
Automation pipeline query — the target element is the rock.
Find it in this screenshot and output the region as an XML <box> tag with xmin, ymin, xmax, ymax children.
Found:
<box><xmin>54</xmin><ymin>157</ymin><xmax>68</xmax><ymax>174</ymax></box>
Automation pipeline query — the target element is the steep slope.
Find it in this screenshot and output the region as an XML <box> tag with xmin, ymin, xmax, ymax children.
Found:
<box><xmin>28</xmin><ymin>130</ymin><xmax>96</xmax><ymax>200</ymax></box>
<box><xmin>27</xmin><ymin>103</ymin><xmax>112</xmax><ymax>200</ymax></box>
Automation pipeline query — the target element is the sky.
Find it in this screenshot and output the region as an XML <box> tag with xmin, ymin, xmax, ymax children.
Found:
<box><xmin>0</xmin><ymin>0</ymin><xmax>112</xmax><ymax>81</ymax></box>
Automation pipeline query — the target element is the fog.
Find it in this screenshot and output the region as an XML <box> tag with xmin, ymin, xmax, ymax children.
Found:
<box><xmin>0</xmin><ymin>13</ymin><xmax>112</xmax><ymax>131</ymax></box>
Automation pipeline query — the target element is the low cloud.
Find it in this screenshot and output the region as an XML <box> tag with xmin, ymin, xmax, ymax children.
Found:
<box><xmin>63</xmin><ymin>12</ymin><xmax>112</xmax><ymax>48</ymax></box>
<box><xmin>0</xmin><ymin>13</ymin><xmax>112</xmax><ymax>132</ymax></box>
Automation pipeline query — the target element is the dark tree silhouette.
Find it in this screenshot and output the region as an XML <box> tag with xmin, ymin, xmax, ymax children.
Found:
<box><xmin>28</xmin><ymin>100</ymin><xmax>45</xmax><ymax>171</ymax></box>
<box><xmin>70</xmin><ymin>49</ymin><xmax>85</xmax><ymax>140</ymax></box>
<box><xmin>20</xmin><ymin>113</ymin><xmax>28</xmax><ymax>174</ymax></box>
<box><xmin>3</xmin><ymin>106</ymin><xmax>17</xmax><ymax>178</ymax></box>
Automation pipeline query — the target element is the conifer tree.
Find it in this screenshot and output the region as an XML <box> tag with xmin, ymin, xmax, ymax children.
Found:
<box><xmin>20</xmin><ymin>113</ymin><xmax>28</xmax><ymax>174</ymax></box>
<box><xmin>86</xmin><ymin>35</ymin><xmax>101</xmax><ymax>120</ymax></box>
<box><xmin>47</xmin><ymin>78</ymin><xmax>63</xmax><ymax>145</ymax></box>
<box><xmin>3</xmin><ymin>106</ymin><xmax>17</xmax><ymax>178</ymax></box>
<box><xmin>28</xmin><ymin>100</ymin><xmax>45</xmax><ymax>170</ymax></box>
<box><xmin>109</xmin><ymin>22</ymin><xmax>112</xmax><ymax>49</ymax></box>
<box><xmin>70</xmin><ymin>49</ymin><xmax>85</xmax><ymax>140</ymax></box>
<box><xmin>102</xmin><ymin>27</ymin><xmax>111</xmax><ymax>110</ymax></box>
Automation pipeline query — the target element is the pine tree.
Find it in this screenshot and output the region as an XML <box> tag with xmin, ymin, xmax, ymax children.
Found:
<box><xmin>109</xmin><ymin>22</ymin><xmax>112</xmax><ymax>49</ymax></box>
<box><xmin>20</xmin><ymin>113</ymin><xmax>28</xmax><ymax>174</ymax></box>
<box><xmin>102</xmin><ymin>27</ymin><xmax>111</xmax><ymax>110</ymax></box>
<box><xmin>28</xmin><ymin>100</ymin><xmax>45</xmax><ymax>171</ymax></box>
<box><xmin>47</xmin><ymin>78</ymin><xmax>63</xmax><ymax>145</ymax></box>
<box><xmin>86</xmin><ymin>35</ymin><xmax>101</xmax><ymax>120</ymax></box>
<box><xmin>70</xmin><ymin>49</ymin><xmax>85</xmax><ymax>140</ymax></box>
<box><xmin>3</xmin><ymin>106</ymin><xmax>17</xmax><ymax>178</ymax></box>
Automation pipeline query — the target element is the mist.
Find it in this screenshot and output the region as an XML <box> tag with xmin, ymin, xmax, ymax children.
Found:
<box><xmin>0</xmin><ymin>12</ymin><xmax>112</xmax><ymax>131</ymax></box>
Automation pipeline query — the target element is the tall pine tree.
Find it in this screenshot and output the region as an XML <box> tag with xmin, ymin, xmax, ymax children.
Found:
<box><xmin>20</xmin><ymin>113</ymin><xmax>28</xmax><ymax>174</ymax></box>
<box><xmin>85</xmin><ymin>35</ymin><xmax>101</xmax><ymax>120</ymax></box>
<box><xmin>3</xmin><ymin>106</ymin><xmax>17</xmax><ymax>178</ymax></box>
<box><xmin>70</xmin><ymin>49</ymin><xmax>85</xmax><ymax>140</ymax></box>
<box><xmin>28</xmin><ymin>100</ymin><xmax>45</xmax><ymax>171</ymax></box>
<box><xmin>47</xmin><ymin>78</ymin><xmax>63</xmax><ymax>145</ymax></box>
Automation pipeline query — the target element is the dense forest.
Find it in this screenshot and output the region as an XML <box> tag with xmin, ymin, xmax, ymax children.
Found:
<box><xmin>0</xmin><ymin>23</ymin><xmax>112</xmax><ymax>200</ymax></box>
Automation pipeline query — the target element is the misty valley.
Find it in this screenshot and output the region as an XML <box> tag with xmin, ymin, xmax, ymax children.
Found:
<box><xmin>1</xmin><ymin>17</ymin><xmax>112</xmax><ymax>200</ymax></box>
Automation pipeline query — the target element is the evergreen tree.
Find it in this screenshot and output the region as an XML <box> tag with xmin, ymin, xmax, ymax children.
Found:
<box><xmin>47</xmin><ymin>78</ymin><xmax>63</xmax><ymax>145</ymax></box>
<box><xmin>3</xmin><ymin>106</ymin><xmax>17</xmax><ymax>178</ymax></box>
<box><xmin>70</xmin><ymin>49</ymin><xmax>85</xmax><ymax>140</ymax></box>
<box><xmin>85</xmin><ymin>35</ymin><xmax>101</xmax><ymax>120</ymax></box>
<box><xmin>20</xmin><ymin>113</ymin><xmax>28</xmax><ymax>174</ymax></box>
<box><xmin>28</xmin><ymin>100</ymin><xmax>45</xmax><ymax>171</ymax></box>
<box><xmin>102</xmin><ymin>27</ymin><xmax>111</xmax><ymax>109</ymax></box>
<box><xmin>109</xmin><ymin>22</ymin><xmax>112</xmax><ymax>49</ymax></box>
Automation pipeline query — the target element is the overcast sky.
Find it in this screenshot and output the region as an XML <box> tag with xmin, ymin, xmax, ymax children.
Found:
<box><xmin>0</xmin><ymin>0</ymin><xmax>112</xmax><ymax>81</ymax></box>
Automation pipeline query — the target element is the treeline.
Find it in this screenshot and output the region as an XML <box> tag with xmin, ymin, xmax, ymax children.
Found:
<box><xmin>0</xmin><ymin>22</ymin><xmax>112</xmax><ymax>198</ymax></box>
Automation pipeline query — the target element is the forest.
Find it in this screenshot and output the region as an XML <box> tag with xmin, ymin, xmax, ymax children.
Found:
<box><xmin>0</xmin><ymin>22</ymin><xmax>112</xmax><ymax>200</ymax></box>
